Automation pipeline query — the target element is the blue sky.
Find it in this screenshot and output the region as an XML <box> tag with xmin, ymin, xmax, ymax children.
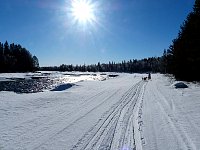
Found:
<box><xmin>0</xmin><ymin>0</ymin><xmax>195</xmax><ymax>66</ymax></box>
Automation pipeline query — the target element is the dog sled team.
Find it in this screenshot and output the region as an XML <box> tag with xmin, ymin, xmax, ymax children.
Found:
<box><xmin>142</xmin><ymin>73</ymin><xmax>151</xmax><ymax>81</ymax></box>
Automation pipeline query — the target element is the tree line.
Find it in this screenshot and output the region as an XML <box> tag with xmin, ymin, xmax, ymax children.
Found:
<box><xmin>0</xmin><ymin>41</ymin><xmax>39</xmax><ymax>72</ymax></box>
<box><xmin>40</xmin><ymin>57</ymin><xmax>163</xmax><ymax>73</ymax></box>
<box><xmin>161</xmin><ymin>0</ymin><xmax>200</xmax><ymax>81</ymax></box>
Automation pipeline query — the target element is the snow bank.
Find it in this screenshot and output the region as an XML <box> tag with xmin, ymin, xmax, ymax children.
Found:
<box><xmin>51</xmin><ymin>84</ymin><xmax>75</xmax><ymax>91</ymax></box>
<box><xmin>173</xmin><ymin>82</ymin><xmax>188</xmax><ymax>88</ymax></box>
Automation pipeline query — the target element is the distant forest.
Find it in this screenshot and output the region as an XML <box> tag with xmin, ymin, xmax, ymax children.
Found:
<box><xmin>40</xmin><ymin>58</ymin><xmax>163</xmax><ymax>73</ymax></box>
<box><xmin>0</xmin><ymin>41</ymin><xmax>39</xmax><ymax>72</ymax></box>
<box><xmin>1</xmin><ymin>0</ymin><xmax>200</xmax><ymax>81</ymax></box>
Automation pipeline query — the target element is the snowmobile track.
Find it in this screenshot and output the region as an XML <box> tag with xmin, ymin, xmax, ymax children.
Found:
<box><xmin>71</xmin><ymin>81</ymin><xmax>146</xmax><ymax>150</ymax></box>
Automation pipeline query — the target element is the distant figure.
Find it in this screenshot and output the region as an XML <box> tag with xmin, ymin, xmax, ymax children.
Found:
<box><xmin>142</xmin><ymin>77</ymin><xmax>147</xmax><ymax>81</ymax></box>
<box><xmin>148</xmin><ymin>73</ymin><xmax>151</xmax><ymax>80</ymax></box>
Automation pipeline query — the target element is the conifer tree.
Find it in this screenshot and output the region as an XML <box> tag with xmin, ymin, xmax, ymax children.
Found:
<box><xmin>0</xmin><ymin>41</ymin><xmax>39</xmax><ymax>72</ymax></box>
<box><xmin>32</xmin><ymin>56</ymin><xmax>39</xmax><ymax>70</ymax></box>
<box><xmin>4</xmin><ymin>41</ymin><xmax>10</xmax><ymax>55</ymax></box>
<box><xmin>168</xmin><ymin>0</ymin><xmax>200</xmax><ymax>81</ymax></box>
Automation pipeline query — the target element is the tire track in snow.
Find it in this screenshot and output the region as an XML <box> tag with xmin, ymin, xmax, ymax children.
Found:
<box><xmin>71</xmin><ymin>81</ymin><xmax>146</xmax><ymax>150</ymax></box>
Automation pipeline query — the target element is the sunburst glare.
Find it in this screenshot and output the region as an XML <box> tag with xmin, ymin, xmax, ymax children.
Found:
<box><xmin>70</xmin><ymin>0</ymin><xmax>97</xmax><ymax>25</ymax></box>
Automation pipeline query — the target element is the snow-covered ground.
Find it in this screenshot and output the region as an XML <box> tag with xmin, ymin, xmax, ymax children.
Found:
<box><xmin>0</xmin><ymin>71</ymin><xmax>108</xmax><ymax>83</ymax></box>
<box><xmin>142</xmin><ymin>74</ymin><xmax>200</xmax><ymax>150</ymax></box>
<box><xmin>0</xmin><ymin>73</ymin><xmax>200</xmax><ymax>150</ymax></box>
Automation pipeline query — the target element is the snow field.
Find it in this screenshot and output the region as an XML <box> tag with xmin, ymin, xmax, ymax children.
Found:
<box><xmin>1</xmin><ymin>73</ymin><xmax>200</xmax><ymax>150</ymax></box>
<box><xmin>142</xmin><ymin>74</ymin><xmax>200</xmax><ymax>150</ymax></box>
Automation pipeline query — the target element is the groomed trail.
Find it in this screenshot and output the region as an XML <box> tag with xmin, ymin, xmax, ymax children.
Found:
<box><xmin>1</xmin><ymin>73</ymin><xmax>200</xmax><ymax>150</ymax></box>
<box><xmin>71</xmin><ymin>80</ymin><xmax>146</xmax><ymax>150</ymax></box>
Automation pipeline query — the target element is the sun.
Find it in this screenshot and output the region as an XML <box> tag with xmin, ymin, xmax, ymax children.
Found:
<box><xmin>71</xmin><ymin>0</ymin><xmax>96</xmax><ymax>24</ymax></box>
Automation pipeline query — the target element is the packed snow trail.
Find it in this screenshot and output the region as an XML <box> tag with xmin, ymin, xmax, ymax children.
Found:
<box><xmin>141</xmin><ymin>74</ymin><xmax>200</xmax><ymax>150</ymax></box>
<box><xmin>0</xmin><ymin>74</ymin><xmax>146</xmax><ymax>150</ymax></box>
<box><xmin>71</xmin><ymin>81</ymin><xmax>146</xmax><ymax>150</ymax></box>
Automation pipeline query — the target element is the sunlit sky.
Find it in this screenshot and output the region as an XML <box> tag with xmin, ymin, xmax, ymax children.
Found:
<box><xmin>0</xmin><ymin>0</ymin><xmax>195</xmax><ymax>66</ymax></box>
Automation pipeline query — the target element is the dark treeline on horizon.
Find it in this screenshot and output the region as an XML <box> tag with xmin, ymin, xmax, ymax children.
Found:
<box><xmin>162</xmin><ymin>0</ymin><xmax>200</xmax><ymax>81</ymax></box>
<box><xmin>0</xmin><ymin>41</ymin><xmax>39</xmax><ymax>72</ymax></box>
<box><xmin>40</xmin><ymin>57</ymin><xmax>163</xmax><ymax>73</ymax></box>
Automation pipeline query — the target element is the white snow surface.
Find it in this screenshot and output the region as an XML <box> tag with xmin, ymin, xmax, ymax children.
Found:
<box><xmin>0</xmin><ymin>73</ymin><xmax>200</xmax><ymax>150</ymax></box>
<box><xmin>0</xmin><ymin>71</ymin><xmax>108</xmax><ymax>83</ymax></box>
